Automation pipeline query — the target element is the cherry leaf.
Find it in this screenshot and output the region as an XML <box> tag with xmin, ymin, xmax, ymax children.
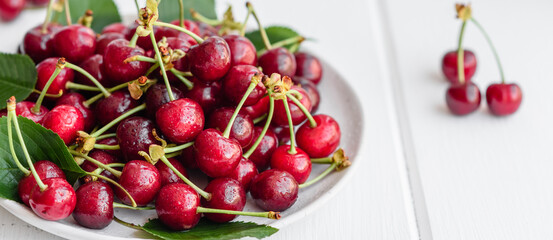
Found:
<box><xmin>0</xmin><ymin>53</ymin><xmax>37</xmax><ymax>110</ymax></box>
<box><xmin>245</xmin><ymin>26</ymin><xmax>301</xmax><ymax>52</ymax></box>
<box><xmin>157</xmin><ymin>0</ymin><xmax>216</xmax><ymax>23</ymax></box>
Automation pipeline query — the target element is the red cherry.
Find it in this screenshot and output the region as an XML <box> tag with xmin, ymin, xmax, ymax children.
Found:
<box><xmin>36</xmin><ymin>58</ymin><xmax>75</xmax><ymax>96</ymax></box>
<box><xmin>294</xmin><ymin>52</ymin><xmax>323</xmax><ymax>85</ymax></box>
<box><xmin>22</xmin><ymin>24</ymin><xmax>61</xmax><ymax>63</ymax></box>
<box><xmin>102</xmin><ymin>39</ymin><xmax>150</xmax><ymax>85</ymax></box>
<box><xmin>101</xmin><ymin>23</ymin><xmax>126</xmax><ymax>34</ymax></box>
<box><xmin>145</xmin><ymin>83</ymin><xmax>184</xmax><ymax>118</ymax></box>
<box><xmin>0</xmin><ymin>0</ymin><xmax>25</xmax><ymax>21</ymax></box>
<box><xmin>273</xmin><ymin>86</ymin><xmax>312</xmax><ymax>126</ymax></box>
<box><xmin>29</xmin><ymin>177</ymin><xmax>77</xmax><ymax>221</ymax></box>
<box><xmin>242</xmin><ymin>95</ymin><xmax>269</xmax><ymax>120</ymax></box>
<box><xmin>18</xmin><ymin>160</ymin><xmax>65</xmax><ymax>206</ymax></box>
<box><xmin>486</xmin><ymin>83</ymin><xmax>522</xmax><ymax>116</ymax></box>
<box><xmin>156</xmin><ymin>157</ymin><xmax>189</xmax><ymax>186</ymax></box>
<box><xmin>270</xmin><ymin>145</ymin><xmax>311</xmax><ymax>184</ymax></box>
<box><xmin>156</xmin><ymin>183</ymin><xmax>201</xmax><ymax>230</ymax></box>
<box><xmin>178</xmin><ymin>147</ymin><xmax>198</xmax><ymax>169</ymax></box>
<box><xmin>297</xmin><ymin>79</ymin><xmax>320</xmax><ymax>113</ymax></box>
<box><xmin>222</xmin><ymin>65</ymin><xmax>266</xmax><ymax>106</ymax></box>
<box><xmin>250</xmin><ymin>169</ymin><xmax>298</xmax><ymax>211</ymax></box>
<box><xmin>196</xmin><ymin>21</ymin><xmax>219</xmax><ymax>38</ymax></box>
<box><xmin>156</xmin><ymin>98</ymin><xmax>204</xmax><ymax>144</ymax></box>
<box><xmin>96</xmin><ymin>32</ymin><xmax>125</xmax><ymax>56</ymax></box>
<box><xmin>114</xmin><ymin>160</ymin><xmax>161</xmax><ymax>206</ymax></box>
<box><xmin>207</xmin><ymin>107</ymin><xmax>254</xmax><ymax>148</ymax></box>
<box><xmin>52</xmin><ymin>25</ymin><xmax>97</xmax><ymax>64</ymax></box>
<box><xmin>186</xmin><ymin>36</ymin><xmax>231</xmax><ymax>82</ymax></box>
<box><xmin>95</xmin><ymin>90</ymin><xmax>139</xmax><ymax>127</ymax></box>
<box><xmin>193</xmin><ymin>129</ymin><xmax>242</xmax><ymax>178</ymax></box>
<box><xmin>156</xmin><ymin>20</ymin><xmax>200</xmax><ymax>46</ymax></box>
<box><xmin>116</xmin><ymin>117</ymin><xmax>158</xmax><ymax>162</ymax></box>
<box><xmin>296</xmin><ymin>114</ymin><xmax>340</xmax><ymax>158</ymax></box>
<box><xmin>442</xmin><ymin>50</ymin><xmax>477</xmax><ymax>83</ymax></box>
<box><xmin>258</xmin><ymin>47</ymin><xmax>296</xmax><ymax>77</ymax></box>
<box><xmin>446</xmin><ymin>82</ymin><xmax>481</xmax><ymax>115</ymax></box>
<box><xmin>223</xmin><ymin>35</ymin><xmax>257</xmax><ymax>67</ymax></box>
<box><xmin>201</xmin><ymin>178</ymin><xmax>246</xmax><ymax>223</ymax></box>
<box><xmin>225</xmin><ymin>157</ymin><xmax>258</xmax><ymax>191</ymax></box>
<box><xmin>74</xmin><ymin>54</ymin><xmax>108</xmax><ymax>87</ymax></box>
<box><xmin>56</xmin><ymin>92</ymin><xmax>95</xmax><ymax>131</ymax></box>
<box><xmin>72</xmin><ymin>181</ymin><xmax>114</xmax><ymax>229</ymax></box>
<box><xmin>182</xmin><ymin>79</ymin><xmax>223</xmax><ymax>116</ymax></box>
<box><xmin>246</xmin><ymin>126</ymin><xmax>278</xmax><ymax>171</ymax></box>
<box><xmin>11</xmin><ymin>101</ymin><xmax>49</xmax><ymax>124</ymax></box>
<box><xmin>270</xmin><ymin>124</ymin><xmax>290</xmax><ymax>145</ymax></box>
<box><xmin>42</xmin><ymin>105</ymin><xmax>84</xmax><ymax>145</ymax></box>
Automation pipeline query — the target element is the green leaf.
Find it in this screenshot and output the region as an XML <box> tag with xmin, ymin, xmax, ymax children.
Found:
<box><xmin>245</xmin><ymin>26</ymin><xmax>300</xmax><ymax>51</ymax></box>
<box><xmin>59</xmin><ymin>0</ymin><xmax>121</xmax><ymax>33</ymax></box>
<box><xmin>0</xmin><ymin>116</ymin><xmax>87</xmax><ymax>202</ymax></box>
<box><xmin>0</xmin><ymin>53</ymin><xmax>37</xmax><ymax>110</ymax></box>
<box><xmin>142</xmin><ymin>218</ymin><xmax>278</xmax><ymax>240</ymax></box>
<box><xmin>157</xmin><ymin>0</ymin><xmax>216</xmax><ymax>23</ymax></box>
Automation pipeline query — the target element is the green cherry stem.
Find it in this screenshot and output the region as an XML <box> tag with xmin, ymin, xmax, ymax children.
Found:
<box><xmin>164</xmin><ymin>151</ymin><xmax>182</xmax><ymax>159</ymax></box>
<box><xmin>164</xmin><ymin>142</ymin><xmax>194</xmax><ymax>153</ymax></box>
<box><xmin>196</xmin><ymin>207</ymin><xmax>281</xmax><ymax>220</ymax></box>
<box><xmin>32</xmin><ymin>60</ymin><xmax>62</xmax><ymax>114</ymax></box>
<box><xmin>298</xmin><ymin>162</ymin><xmax>338</xmax><ymax>189</ymax></box>
<box><xmin>65</xmin><ymin>82</ymin><xmax>101</xmax><ymax>92</ymax></box>
<box><xmin>170</xmin><ymin>69</ymin><xmax>193</xmax><ymax>77</ymax></box>
<box><xmin>253</xmin><ymin>113</ymin><xmax>267</xmax><ymax>125</ymax></box>
<box><xmin>63</xmin><ymin>0</ymin><xmax>72</xmax><ymax>25</ymax></box>
<box><xmin>246</xmin><ymin>2</ymin><xmax>271</xmax><ymax>50</ymax></box>
<box><xmin>222</xmin><ymin>81</ymin><xmax>258</xmax><ymax>139</ymax></box>
<box><xmin>470</xmin><ymin>18</ymin><xmax>506</xmax><ymax>83</ymax></box>
<box><xmin>94</xmin><ymin>144</ymin><xmax>120</xmax><ymax>150</ymax></box>
<box><xmin>456</xmin><ymin>20</ymin><xmax>468</xmax><ymax>84</ymax></box>
<box><xmin>286</xmin><ymin>93</ymin><xmax>316</xmax><ymax>128</ymax></box>
<box><xmin>95</xmin><ymin>133</ymin><xmax>116</xmax><ymax>141</ymax></box>
<box><xmin>240</xmin><ymin>5</ymin><xmax>252</xmax><ymax>36</ymax></box>
<box><xmin>90</xmin><ymin>103</ymin><xmax>146</xmax><ymax>138</ymax></box>
<box><xmin>288</xmin><ymin>42</ymin><xmax>300</xmax><ymax>53</ymax></box>
<box><xmin>7</xmin><ymin>112</ymin><xmax>31</xmax><ymax>176</ymax></box>
<box><xmin>150</xmin><ymin>32</ymin><xmax>175</xmax><ymax>102</ymax></box>
<box><xmin>126</xmin><ymin>55</ymin><xmax>157</xmax><ymax>63</ymax></box>
<box><xmin>128</xmin><ymin>33</ymin><xmax>139</xmax><ymax>48</ymax></box>
<box><xmin>70</xmin><ymin>149</ymin><xmax>122</xmax><ymax>177</ymax></box>
<box><xmin>258</xmin><ymin>36</ymin><xmax>305</xmax><ymax>56</ymax></box>
<box><xmin>310</xmin><ymin>156</ymin><xmax>332</xmax><ymax>164</ymax></box>
<box><xmin>113</xmin><ymin>216</ymin><xmax>142</xmax><ymax>230</ymax></box>
<box><xmin>83</xmin><ymin>81</ymin><xmax>130</xmax><ymax>107</ymax></box>
<box><xmin>159</xmin><ymin>155</ymin><xmax>212</xmax><ymax>200</ymax></box>
<box><xmin>41</xmin><ymin>0</ymin><xmax>55</xmax><ymax>34</ymax></box>
<box><xmin>153</xmin><ymin>22</ymin><xmax>204</xmax><ymax>43</ymax></box>
<box><xmin>243</xmin><ymin>95</ymin><xmax>274</xmax><ymax>159</ymax></box>
<box><xmin>32</xmin><ymin>89</ymin><xmax>63</xmax><ymax>98</ymax></box>
<box><xmin>177</xmin><ymin>0</ymin><xmax>184</xmax><ymax>27</ymax></box>
<box><xmin>113</xmin><ymin>202</ymin><xmax>154</xmax><ymax>210</ymax></box>
<box><xmin>144</xmin><ymin>62</ymin><xmax>160</xmax><ymax>76</ymax></box>
<box><xmin>133</xmin><ymin>0</ymin><xmax>140</xmax><ymax>14</ymax></box>
<box><xmin>169</xmin><ymin>68</ymin><xmax>194</xmax><ymax>90</ymax></box>
<box><xmin>282</xmin><ymin>96</ymin><xmax>297</xmax><ymax>154</ymax></box>
<box><xmin>88</xmin><ymin>172</ymin><xmax>137</xmax><ymax>208</ymax></box>
<box><xmin>190</xmin><ymin>9</ymin><xmax>221</xmax><ymax>26</ymax></box>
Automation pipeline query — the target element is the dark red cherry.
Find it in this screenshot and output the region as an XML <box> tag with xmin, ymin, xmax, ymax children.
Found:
<box><xmin>258</xmin><ymin>47</ymin><xmax>296</xmax><ymax>77</ymax></box>
<box><xmin>74</xmin><ymin>54</ymin><xmax>108</xmax><ymax>87</ymax></box>
<box><xmin>294</xmin><ymin>52</ymin><xmax>323</xmax><ymax>85</ymax></box>
<box><xmin>486</xmin><ymin>83</ymin><xmax>522</xmax><ymax>116</ymax></box>
<box><xmin>95</xmin><ymin>90</ymin><xmax>139</xmax><ymax>127</ymax></box>
<box><xmin>182</xmin><ymin>79</ymin><xmax>222</xmax><ymax>116</ymax></box>
<box><xmin>222</xmin><ymin>65</ymin><xmax>266</xmax><ymax>106</ymax></box>
<box><xmin>446</xmin><ymin>82</ymin><xmax>481</xmax><ymax>115</ymax></box>
<box><xmin>178</xmin><ymin>147</ymin><xmax>198</xmax><ymax>169</ymax></box>
<box><xmin>42</xmin><ymin>105</ymin><xmax>84</xmax><ymax>144</ymax></box>
<box><xmin>80</xmin><ymin>150</ymin><xmax>121</xmax><ymax>184</ymax></box>
<box><xmin>296</xmin><ymin>114</ymin><xmax>340</xmax><ymax>158</ymax></box>
<box><xmin>273</xmin><ymin>86</ymin><xmax>312</xmax><ymax>126</ymax></box>
<box><xmin>242</xmin><ymin>95</ymin><xmax>269</xmax><ymax>120</ymax></box>
<box><xmin>145</xmin><ymin>83</ymin><xmax>184</xmax><ymax>118</ymax></box>
<box><xmin>36</xmin><ymin>57</ymin><xmax>75</xmax><ymax>95</ymax></box>
<box><xmin>223</xmin><ymin>35</ymin><xmax>257</xmax><ymax>67</ymax></box>
<box><xmin>193</xmin><ymin>129</ymin><xmax>242</xmax><ymax>178</ymax></box>
<box><xmin>250</xmin><ymin>169</ymin><xmax>298</xmax><ymax>211</ymax></box>
<box><xmin>156</xmin><ymin>157</ymin><xmax>188</xmax><ymax>186</ymax></box>
<box><xmin>11</xmin><ymin>101</ymin><xmax>49</xmax><ymax>124</ymax></box>
<box><xmin>101</xmin><ymin>23</ymin><xmax>126</xmax><ymax>34</ymax></box>
<box><xmin>442</xmin><ymin>50</ymin><xmax>477</xmax><ymax>83</ymax></box>
<box><xmin>298</xmin><ymin>79</ymin><xmax>320</xmax><ymax>113</ymax></box>
<box><xmin>201</xmin><ymin>178</ymin><xmax>246</xmax><ymax>223</ymax></box>
<box><xmin>103</xmin><ymin>39</ymin><xmax>150</xmax><ymax>85</ymax></box>
<box><xmin>207</xmin><ymin>107</ymin><xmax>254</xmax><ymax>148</ymax></box>
<box><xmin>116</xmin><ymin>117</ymin><xmax>158</xmax><ymax>162</ymax></box>
<box><xmin>96</xmin><ymin>32</ymin><xmax>125</xmax><ymax>56</ymax></box>
<box><xmin>270</xmin><ymin>145</ymin><xmax>311</xmax><ymax>184</ymax></box>
<box><xmin>29</xmin><ymin>177</ymin><xmax>76</xmax><ymax>221</ymax></box>
<box><xmin>155</xmin><ymin>183</ymin><xmax>201</xmax><ymax>230</ymax></box>
<box><xmin>22</xmin><ymin>24</ymin><xmax>61</xmax><ymax>63</ymax></box>
<box><xmin>115</xmin><ymin>160</ymin><xmax>161</xmax><ymax>206</ymax></box>
<box><xmin>18</xmin><ymin>160</ymin><xmax>65</xmax><ymax>206</ymax></box>
<box><xmin>226</xmin><ymin>157</ymin><xmax>258</xmax><ymax>191</ymax></box>
<box><xmin>156</xmin><ymin>98</ymin><xmax>204</xmax><ymax>144</ymax></box>
<box><xmin>186</xmin><ymin>36</ymin><xmax>231</xmax><ymax>83</ymax></box>
<box><xmin>0</xmin><ymin>0</ymin><xmax>25</xmax><ymax>21</ymax></box>
<box><xmin>52</xmin><ymin>25</ymin><xmax>96</xmax><ymax>63</ymax></box>
<box><xmin>96</xmin><ymin>137</ymin><xmax>123</xmax><ymax>159</ymax></box>
<box><xmin>72</xmin><ymin>181</ymin><xmax>114</xmax><ymax>229</ymax></box>
<box><xmin>56</xmin><ymin>92</ymin><xmax>95</xmax><ymax>131</ymax></box>
<box><xmin>270</xmin><ymin>124</ymin><xmax>290</xmax><ymax>145</ymax></box>
<box><xmin>246</xmin><ymin>126</ymin><xmax>278</xmax><ymax>171</ymax></box>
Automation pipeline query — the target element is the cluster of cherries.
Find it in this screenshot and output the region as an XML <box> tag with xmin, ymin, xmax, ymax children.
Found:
<box><xmin>2</xmin><ymin>0</ymin><xmax>350</xmax><ymax>232</ymax></box>
<box><xmin>442</xmin><ymin>4</ymin><xmax>522</xmax><ymax>116</ymax></box>
<box><xmin>0</xmin><ymin>0</ymin><xmax>48</xmax><ymax>22</ymax></box>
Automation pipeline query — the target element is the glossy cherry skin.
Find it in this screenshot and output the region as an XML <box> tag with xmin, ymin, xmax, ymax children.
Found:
<box><xmin>42</xmin><ymin>105</ymin><xmax>84</xmax><ymax>144</ymax></box>
<box><xmin>115</xmin><ymin>160</ymin><xmax>161</xmax><ymax>206</ymax></box>
<box><xmin>36</xmin><ymin>57</ymin><xmax>75</xmax><ymax>95</ymax></box>
<box><xmin>298</xmin><ymin>79</ymin><xmax>320</xmax><ymax>113</ymax></box>
<box><xmin>75</xmin><ymin>54</ymin><xmax>108</xmax><ymax>87</ymax></box>
<box><xmin>273</xmin><ymin>86</ymin><xmax>312</xmax><ymax>126</ymax></box>
<box><xmin>258</xmin><ymin>47</ymin><xmax>297</xmax><ymax>77</ymax></box>
<box><xmin>18</xmin><ymin>160</ymin><xmax>65</xmax><ymax>206</ymax></box>
<box><xmin>193</xmin><ymin>129</ymin><xmax>242</xmax><ymax>178</ymax></box>
<box><xmin>242</xmin><ymin>95</ymin><xmax>269</xmax><ymax>120</ymax></box>
<box><xmin>96</xmin><ymin>32</ymin><xmax>125</xmax><ymax>56</ymax></box>
<box><xmin>201</xmin><ymin>178</ymin><xmax>246</xmax><ymax>223</ymax></box>
<box><xmin>52</xmin><ymin>25</ymin><xmax>97</xmax><ymax>63</ymax></box>
<box><xmin>103</xmin><ymin>39</ymin><xmax>150</xmax><ymax>85</ymax></box>
<box><xmin>223</xmin><ymin>35</ymin><xmax>257</xmax><ymax>67</ymax></box>
<box><xmin>294</xmin><ymin>52</ymin><xmax>323</xmax><ymax>85</ymax></box>
<box><xmin>156</xmin><ymin>98</ymin><xmax>204</xmax><ymax>144</ymax></box>
<box><xmin>95</xmin><ymin>91</ymin><xmax>139</xmax><ymax>127</ymax></box>
<box><xmin>178</xmin><ymin>147</ymin><xmax>198</xmax><ymax>169</ymax></box>
<box><xmin>270</xmin><ymin>124</ymin><xmax>290</xmax><ymax>145</ymax></box>
<box><xmin>80</xmin><ymin>150</ymin><xmax>121</xmax><ymax>184</ymax></box>
<box><xmin>486</xmin><ymin>83</ymin><xmax>522</xmax><ymax>116</ymax></box>
<box><xmin>223</xmin><ymin>65</ymin><xmax>266</xmax><ymax>106</ymax></box>
<box><xmin>446</xmin><ymin>82</ymin><xmax>481</xmax><ymax>115</ymax></box>
<box><xmin>72</xmin><ymin>181</ymin><xmax>113</xmax><ymax>229</ymax></box>
<box><xmin>246</xmin><ymin>127</ymin><xmax>278</xmax><ymax>171</ymax></box>
<box><xmin>296</xmin><ymin>114</ymin><xmax>340</xmax><ymax>158</ymax></box>
<box><xmin>186</xmin><ymin>36</ymin><xmax>231</xmax><ymax>82</ymax></box>
<box><xmin>29</xmin><ymin>177</ymin><xmax>77</xmax><ymax>221</ymax></box>
<box><xmin>11</xmin><ymin>101</ymin><xmax>49</xmax><ymax>124</ymax></box>
<box><xmin>22</xmin><ymin>24</ymin><xmax>61</xmax><ymax>63</ymax></box>
<box><xmin>101</xmin><ymin>23</ymin><xmax>126</xmax><ymax>34</ymax></box>
<box><xmin>155</xmin><ymin>183</ymin><xmax>201</xmax><ymax>230</ymax></box>
<box><xmin>226</xmin><ymin>157</ymin><xmax>258</xmax><ymax>191</ymax></box>
<box><xmin>0</xmin><ymin>0</ymin><xmax>25</xmax><ymax>21</ymax></box>
<box><xmin>442</xmin><ymin>50</ymin><xmax>477</xmax><ymax>83</ymax></box>
<box><xmin>156</xmin><ymin>157</ymin><xmax>188</xmax><ymax>186</ymax></box>
<box><xmin>250</xmin><ymin>169</ymin><xmax>298</xmax><ymax>211</ymax></box>
<box><xmin>270</xmin><ymin>145</ymin><xmax>311</xmax><ymax>184</ymax></box>
<box><xmin>182</xmin><ymin>79</ymin><xmax>222</xmax><ymax>116</ymax></box>
<box><xmin>116</xmin><ymin>117</ymin><xmax>158</xmax><ymax>162</ymax></box>
<box><xmin>145</xmin><ymin>83</ymin><xmax>184</xmax><ymax>118</ymax></box>
<box><xmin>56</xmin><ymin>92</ymin><xmax>95</xmax><ymax>131</ymax></box>
<box><xmin>207</xmin><ymin>107</ymin><xmax>254</xmax><ymax>148</ymax></box>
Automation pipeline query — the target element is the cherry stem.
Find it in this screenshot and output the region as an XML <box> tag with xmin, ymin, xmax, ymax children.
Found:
<box><xmin>127</xmin><ymin>55</ymin><xmax>157</xmax><ymax>63</ymax></box>
<box><xmin>164</xmin><ymin>151</ymin><xmax>182</xmax><ymax>159</ymax></box>
<box><xmin>94</xmin><ymin>144</ymin><xmax>120</xmax><ymax>150</ymax></box>
<box><xmin>134</xmin><ymin>0</ymin><xmax>140</xmax><ymax>14</ymax></box>
<box><xmin>7</xmin><ymin>113</ymin><xmax>31</xmax><ymax>176</ymax></box>
<box><xmin>282</xmin><ymin>96</ymin><xmax>297</xmax><ymax>154</ymax></box>
<box><xmin>41</xmin><ymin>0</ymin><xmax>55</xmax><ymax>34</ymax></box>
<box><xmin>84</xmin><ymin>80</ymin><xmax>135</xmax><ymax>107</ymax></box>
<box><xmin>32</xmin><ymin>66</ymin><xmax>61</xmax><ymax>114</ymax></box>
<box><xmin>129</xmin><ymin>33</ymin><xmax>139</xmax><ymax>48</ymax></box>
<box><xmin>113</xmin><ymin>216</ymin><xmax>142</xmax><ymax>230</ymax></box>
<box><xmin>145</xmin><ymin>62</ymin><xmax>160</xmax><ymax>76</ymax></box>
<box><xmin>243</xmin><ymin>95</ymin><xmax>274</xmax><ymax>159</ymax></box>
<box><xmin>150</xmin><ymin>32</ymin><xmax>175</xmax><ymax>102</ymax></box>
<box><xmin>169</xmin><ymin>68</ymin><xmax>194</xmax><ymax>90</ymax></box>
<box><xmin>286</xmin><ymin>93</ymin><xmax>316</xmax><ymax>128</ymax></box>
<box><xmin>70</xmin><ymin>149</ymin><xmax>122</xmax><ymax>178</ymax></box>
<box><xmin>32</xmin><ymin>89</ymin><xmax>63</xmax><ymax>98</ymax></box>
<box><xmin>90</xmin><ymin>103</ymin><xmax>146</xmax><ymax>138</ymax></box>
<box><xmin>63</xmin><ymin>0</ymin><xmax>72</xmax><ymax>25</ymax></box>
<box><xmin>253</xmin><ymin>113</ymin><xmax>267</xmax><ymax>125</ymax></box>
<box><xmin>95</xmin><ymin>133</ymin><xmax>116</xmax><ymax>141</ymax></box>
<box><xmin>87</xmin><ymin>172</ymin><xmax>137</xmax><ymax>207</ymax></box>
<box><xmin>299</xmin><ymin>162</ymin><xmax>338</xmax><ymax>189</ymax></box>
<box><xmin>176</xmin><ymin>0</ymin><xmax>184</xmax><ymax>27</ymax></box>
<box><xmin>240</xmin><ymin>6</ymin><xmax>252</xmax><ymax>36</ymax></box>
<box><xmin>196</xmin><ymin>207</ymin><xmax>281</xmax><ymax>220</ymax></box>
<box><xmin>171</xmin><ymin>69</ymin><xmax>193</xmax><ymax>77</ymax></box>
<box><xmin>310</xmin><ymin>157</ymin><xmax>332</xmax><ymax>164</ymax></box>
<box><xmin>164</xmin><ymin>142</ymin><xmax>193</xmax><ymax>153</ymax></box>
<box><xmin>65</xmin><ymin>82</ymin><xmax>101</xmax><ymax>92</ymax></box>
<box><xmin>159</xmin><ymin>155</ymin><xmax>212</xmax><ymax>200</ymax></box>
<box><xmin>246</xmin><ymin>2</ymin><xmax>271</xmax><ymax>50</ymax></box>
<box><xmin>106</xmin><ymin>163</ymin><xmax>125</xmax><ymax>168</ymax></box>
<box><xmin>153</xmin><ymin>22</ymin><xmax>204</xmax><ymax>43</ymax></box>
<box><xmin>258</xmin><ymin>36</ymin><xmax>305</xmax><ymax>56</ymax></box>
<box><xmin>222</xmin><ymin>81</ymin><xmax>257</xmax><ymax>139</ymax></box>
<box><xmin>288</xmin><ymin>42</ymin><xmax>300</xmax><ymax>53</ymax></box>
<box><xmin>471</xmin><ymin>18</ymin><xmax>506</xmax><ymax>83</ymax></box>
<box><xmin>113</xmin><ymin>202</ymin><xmax>154</xmax><ymax>210</ymax></box>
<box><xmin>456</xmin><ymin>20</ymin><xmax>468</xmax><ymax>84</ymax></box>
<box><xmin>191</xmin><ymin>9</ymin><xmax>221</xmax><ymax>26</ymax></box>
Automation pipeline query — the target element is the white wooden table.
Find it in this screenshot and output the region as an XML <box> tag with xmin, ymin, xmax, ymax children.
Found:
<box><xmin>1</xmin><ymin>0</ymin><xmax>552</xmax><ymax>239</ymax></box>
